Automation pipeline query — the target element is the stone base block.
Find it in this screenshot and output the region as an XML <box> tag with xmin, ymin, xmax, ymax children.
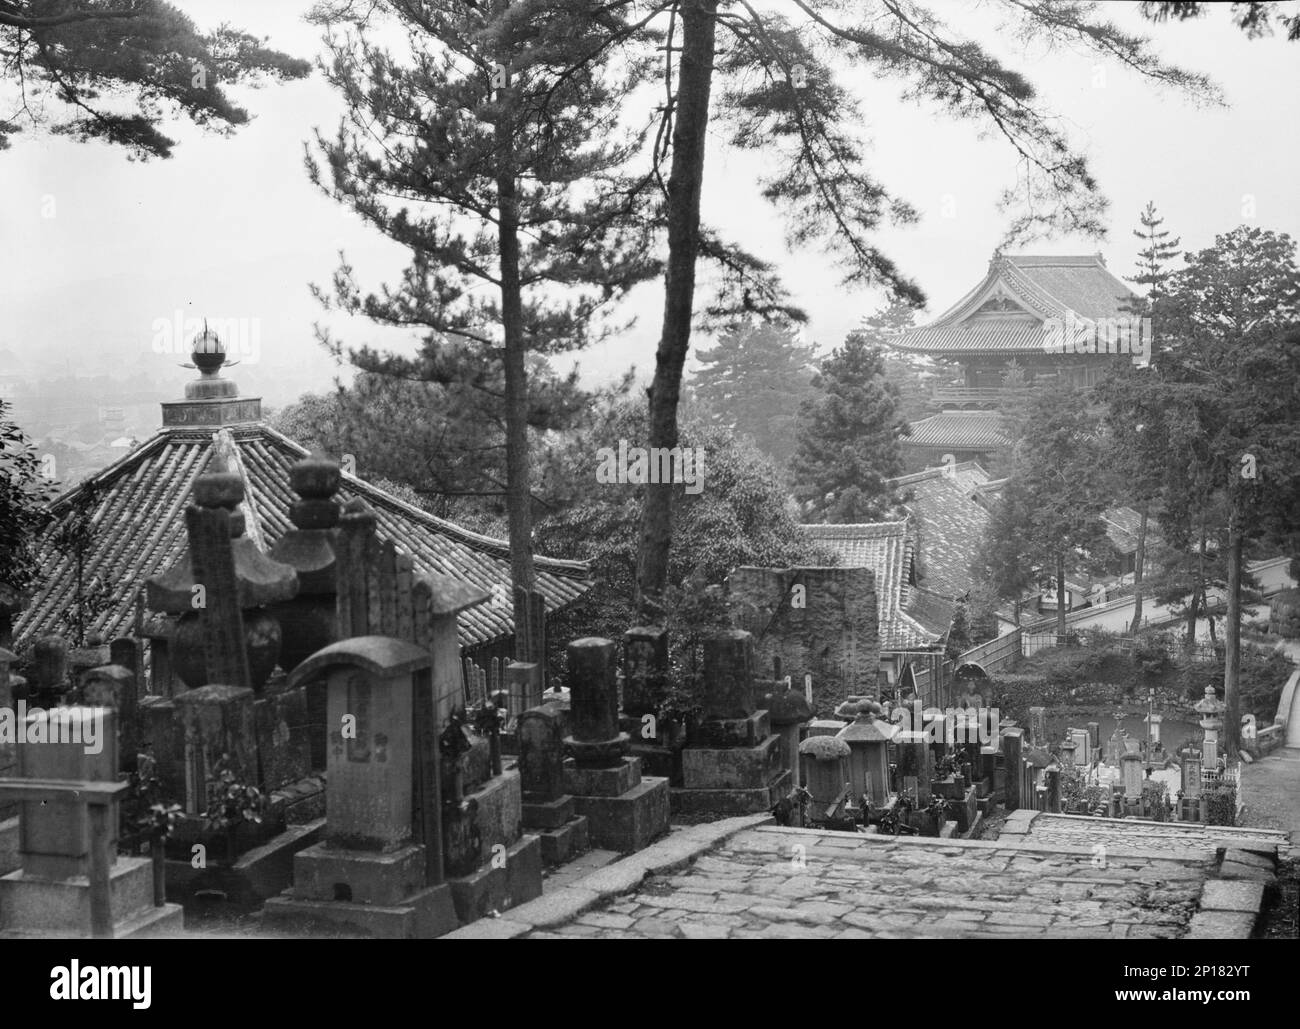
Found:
<box><xmin>572</xmin><ymin>777</ymin><xmax>670</xmax><ymax>853</ymax></box>
<box><xmin>522</xmin><ymin>794</ymin><xmax>574</xmax><ymax>830</ymax></box>
<box><xmin>628</xmin><ymin>740</ymin><xmax>685</xmax><ymax>787</ymax></box>
<box><xmin>671</xmin><ymin>770</ymin><xmax>791</xmax><ymax>816</ymax></box>
<box><xmin>0</xmin><ymin>856</ymin><xmax>156</xmax><ymax>934</ymax></box>
<box><xmin>537</xmin><ymin>816</ymin><xmax>589</xmax><ymax>867</ymax></box>
<box><xmin>291</xmin><ymin>842</ymin><xmax>426</xmax><ymax>906</ymax></box>
<box><xmin>262</xmin><ymin>881</ymin><xmax>459</xmax><ymax>939</ymax></box>
<box><xmin>464</xmin><ymin>769</ymin><xmax>524</xmax><ymax>855</ymax></box>
<box><xmin>1</xmin><ymin>900</ymin><xmax>185</xmax><ymax>940</ymax></box>
<box><xmin>164</xmin><ymin>818</ymin><xmax>325</xmax><ymax>909</ymax></box>
<box><xmin>974</xmin><ymin>776</ymin><xmax>991</xmax><ymax>799</ymax></box>
<box><xmin>446</xmin><ymin>834</ymin><xmax>544</xmax><ymax>924</ymax></box>
<box><xmin>681</xmin><ymin>734</ymin><xmax>782</xmax><ymax>790</ymax></box>
<box><xmin>564</xmin><ymin>756</ymin><xmax>641</xmax><ymax>797</ymax></box>
<box><xmin>693</xmin><ymin>710</ymin><xmax>770</xmax><ymax>748</ymax></box>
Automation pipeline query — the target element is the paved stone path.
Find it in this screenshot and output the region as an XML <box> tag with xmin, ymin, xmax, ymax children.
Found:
<box><xmin>524</xmin><ymin>825</ymin><xmax>1214</xmax><ymax>939</ymax></box>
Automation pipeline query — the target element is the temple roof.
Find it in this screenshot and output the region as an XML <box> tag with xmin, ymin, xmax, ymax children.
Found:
<box><xmin>799</xmin><ymin>520</ymin><xmax>953</xmax><ymax>650</ymax></box>
<box><xmin>903</xmin><ymin>411</ymin><xmax>1009</xmax><ymax>449</ymax></box>
<box><xmin>891</xmin><ymin>254</ymin><xmax>1139</xmax><ymax>355</ymax></box>
<box><xmin>887</xmin><ymin>463</ymin><xmax>993</xmax><ymax>599</ymax></box>
<box><xmin>15</xmin><ymin>422</ymin><xmax>592</xmax><ymax>651</ymax></box>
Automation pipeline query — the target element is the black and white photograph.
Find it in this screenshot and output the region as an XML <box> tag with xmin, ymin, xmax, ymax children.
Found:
<box><xmin>0</xmin><ymin>0</ymin><xmax>1297</xmax><ymax>970</ymax></box>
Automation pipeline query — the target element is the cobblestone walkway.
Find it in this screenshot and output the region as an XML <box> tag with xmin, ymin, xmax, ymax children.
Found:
<box><xmin>524</xmin><ymin>825</ymin><xmax>1214</xmax><ymax>939</ymax></box>
<box><xmin>1021</xmin><ymin>813</ymin><xmax>1289</xmax><ymax>858</ymax></box>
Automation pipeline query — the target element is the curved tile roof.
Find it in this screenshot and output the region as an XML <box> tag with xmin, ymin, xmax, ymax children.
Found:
<box><xmin>891</xmin><ymin>254</ymin><xmax>1139</xmax><ymax>355</ymax></box>
<box><xmin>15</xmin><ymin>424</ymin><xmax>592</xmax><ymax>651</ymax></box>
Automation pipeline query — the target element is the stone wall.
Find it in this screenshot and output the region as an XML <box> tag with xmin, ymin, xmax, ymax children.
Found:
<box><xmin>727</xmin><ymin>567</ymin><xmax>879</xmax><ymax>706</ymax></box>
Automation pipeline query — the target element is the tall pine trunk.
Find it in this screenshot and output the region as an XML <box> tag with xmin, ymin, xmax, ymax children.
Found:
<box><xmin>493</xmin><ymin>8</ymin><xmax>537</xmax><ymax>638</ymax></box>
<box><xmin>636</xmin><ymin>0</ymin><xmax>718</xmax><ymax>619</ymax></box>
<box><xmin>1224</xmin><ymin>514</ymin><xmax>1243</xmax><ymax>758</ymax></box>
<box><xmin>1130</xmin><ymin>503</ymin><xmax>1147</xmax><ymax>631</ymax></box>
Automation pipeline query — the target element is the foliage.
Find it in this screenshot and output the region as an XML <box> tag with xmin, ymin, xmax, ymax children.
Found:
<box><xmin>1141</xmin><ymin>1</ymin><xmax>1300</xmax><ymax>41</ymax></box>
<box><xmin>975</xmin><ymin>386</ymin><xmax>1117</xmax><ymax>629</ymax></box>
<box><xmin>790</xmin><ymin>334</ymin><xmax>909</xmax><ymax>523</ymax></box>
<box><xmin>1204</xmin><ymin>782</ymin><xmax>1237</xmax><ymax>826</ymax></box>
<box><xmin>1061</xmin><ymin>765</ymin><xmax>1108</xmax><ymax>813</ymax></box>
<box><xmin>537</xmin><ymin>397</ymin><xmax>832</xmax><ymax>682</ymax></box>
<box><xmin>203</xmin><ymin>757</ymin><xmax>263</xmax><ymax>837</ymax></box>
<box><xmin>1141</xmin><ymin>777</ymin><xmax>1171</xmax><ymax>821</ymax></box>
<box><xmin>688</xmin><ymin>321</ymin><xmax>816</xmax><ymax>470</ymax></box>
<box><xmin>47</xmin><ymin>481</ymin><xmax>114</xmax><ymax>646</ymax></box>
<box><xmin>0</xmin><ymin>0</ymin><xmax>310</xmax><ymax>157</ymax></box>
<box><xmin>0</xmin><ymin>397</ymin><xmax>54</xmax><ymax>596</ymax></box>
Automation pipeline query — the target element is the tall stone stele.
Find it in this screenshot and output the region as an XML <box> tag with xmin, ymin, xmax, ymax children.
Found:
<box><xmin>562</xmin><ymin>638</ymin><xmax>670</xmax><ymax>852</ymax></box>
<box><xmin>263</xmin><ymin>638</ymin><xmax>459</xmax><ymax>939</ymax></box>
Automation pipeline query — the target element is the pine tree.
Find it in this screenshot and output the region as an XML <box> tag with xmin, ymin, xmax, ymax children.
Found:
<box><xmin>689</xmin><ymin>322</ymin><xmax>815</xmax><ymax>469</ymax></box>
<box><xmin>306</xmin><ymin>0</ymin><xmax>661</xmax><ymax>655</ymax></box>
<box><xmin>1118</xmin><ymin>201</ymin><xmax>1182</xmax><ymax>631</ymax></box>
<box><xmin>633</xmin><ymin>1</ymin><xmax>1217</xmax><ymax>616</ymax></box>
<box><xmin>790</xmin><ymin>336</ymin><xmax>908</xmax><ymax>524</ymax></box>
<box><xmin>1</xmin><ymin>1</ymin><xmax>309</xmax><ymax>157</ymax></box>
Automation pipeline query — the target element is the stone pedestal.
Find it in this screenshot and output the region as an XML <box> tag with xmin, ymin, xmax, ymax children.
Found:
<box><xmin>564</xmin><ymin>638</ymin><xmax>669</xmax><ymax>851</ymax></box>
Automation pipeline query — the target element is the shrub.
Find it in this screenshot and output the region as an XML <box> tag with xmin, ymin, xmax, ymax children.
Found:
<box><xmin>1204</xmin><ymin>783</ymin><xmax>1237</xmax><ymax>826</ymax></box>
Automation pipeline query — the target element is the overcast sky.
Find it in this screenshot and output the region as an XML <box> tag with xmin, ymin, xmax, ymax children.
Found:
<box><xmin>3</xmin><ymin>1</ymin><xmax>1298</xmax><ymax>409</ymax></box>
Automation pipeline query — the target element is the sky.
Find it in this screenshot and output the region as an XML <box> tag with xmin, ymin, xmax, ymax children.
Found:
<box><xmin>2</xmin><ymin>0</ymin><xmax>1299</xmax><ymax>412</ymax></box>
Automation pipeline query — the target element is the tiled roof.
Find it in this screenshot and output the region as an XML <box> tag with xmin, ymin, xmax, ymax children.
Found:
<box><xmin>799</xmin><ymin>520</ymin><xmax>949</xmax><ymax>650</ymax></box>
<box><xmin>902</xmin><ymin>411</ymin><xmax>1009</xmax><ymax>449</ymax></box>
<box><xmin>891</xmin><ymin>254</ymin><xmax>1138</xmax><ymax>354</ymax></box>
<box><xmin>1100</xmin><ymin>508</ymin><xmax>1152</xmax><ymax>555</ymax></box>
<box><xmin>15</xmin><ymin>424</ymin><xmax>592</xmax><ymax>651</ymax></box>
<box><xmin>887</xmin><ymin>463</ymin><xmax>993</xmax><ymax>599</ymax></box>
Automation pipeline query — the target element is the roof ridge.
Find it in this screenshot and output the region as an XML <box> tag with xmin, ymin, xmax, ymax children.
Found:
<box><xmin>258</xmin><ymin>425</ymin><xmax>590</xmax><ymax>578</ymax></box>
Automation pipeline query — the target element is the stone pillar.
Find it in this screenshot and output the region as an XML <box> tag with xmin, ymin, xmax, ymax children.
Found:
<box><xmin>1028</xmin><ymin>706</ymin><xmax>1046</xmax><ymax>748</ymax></box>
<box><xmin>565</xmin><ymin>638</ymin><xmax>628</xmax><ymax>765</ymax></box>
<box><xmin>562</xmin><ymin>638</ymin><xmax>669</xmax><ymax>853</ymax></box>
<box><xmin>267</xmin><ymin>453</ymin><xmax>341</xmax><ymax>673</ymax></box>
<box><xmin>895</xmin><ymin>730</ymin><xmax>932</xmax><ymax>803</ymax></box>
<box><xmin>622</xmin><ymin>626</ymin><xmax>668</xmax><ymax>718</ymax></box>
<box><xmin>80</xmin><ymin>665</ymin><xmax>137</xmax><ymax>770</ymax></box>
<box><xmin>28</xmin><ymin>636</ymin><xmax>70</xmax><ymax>708</ymax></box>
<box><xmin>1121</xmin><ymin>750</ymin><xmax>1145</xmax><ymax>801</ymax></box>
<box><xmin>506</xmin><ymin>661</ymin><xmax>543</xmax><ymax>716</ymax></box>
<box><xmin>172</xmin><ymin>684</ymin><xmax>257</xmax><ymax>817</ymax></box>
<box><xmin>1087</xmin><ymin>721</ymin><xmax>1100</xmax><ymax>753</ymax></box>
<box><xmin>1147</xmin><ymin>713</ymin><xmax>1162</xmax><ymax>746</ymax></box>
<box><xmin>1044</xmin><ymin>763</ymin><xmax>1061</xmax><ymax>813</ymax></box>
<box><xmin>764</xmin><ymin>686</ymin><xmax>812</xmax><ymax>789</ymax></box>
<box><xmin>702</xmin><ymin>630</ymin><xmax>756</xmax><ymax>720</ymax></box>
<box><xmin>1002</xmin><ymin>728</ymin><xmax>1023</xmax><ymax>811</ymax></box>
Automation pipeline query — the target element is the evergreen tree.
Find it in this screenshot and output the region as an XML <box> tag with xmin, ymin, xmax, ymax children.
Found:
<box><xmin>790</xmin><ymin>336</ymin><xmax>909</xmax><ymax>523</ymax></box>
<box><xmin>977</xmin><ymin>386</ymin><xmax>1117</xmax><ymax>635</ymax></box>
<box><xmin>1</xmin><ymin>1</ymin><xmax>309</xmax><ymax>156</ymax></box>
<box><xmin>689</xmin><ymin>321</ymin><xmax>815</xmax><ymax>469</ymax></box>
<box><xmin>306</xmin><ymin>0</ymin><xmax>660</xmax><ymax>653</ymax></box>
<box><xmin>1114</xmin><ymin>201</ymin><xmax>1182</xmax><ymax>630</ymax></box>
<box><xmin>0</xmin><ymin>397</ymin><xmax>53</xmax><ymax>598</ymax></box>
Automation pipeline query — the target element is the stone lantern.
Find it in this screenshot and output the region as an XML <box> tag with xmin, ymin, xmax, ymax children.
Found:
<box><xmin>836</xmin><ymin>701</ymin><xmax>898</xmax><ymax>809</ymax></box>
<box><xmin>798</xmin><ymin>735</ymin><xmax>852</xmax><ymax>823</ymax></box>
<box><xmin>1194</xmin><ymin>685</ymin><xmax>1225</xmax><ymax>767</ymax></box>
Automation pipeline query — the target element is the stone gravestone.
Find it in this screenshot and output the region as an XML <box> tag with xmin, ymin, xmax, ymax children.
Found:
<box><xmin>517</xmin><ymin>704</ymin><xmax>588</xmax><ymax>866</ymax></box>
<box><xmin>678</xmin><ymin>630</ymin><xmax>790</xmax><ymax>814</ymax></box>
<box><xmin>263</xmin><ymin>638</ymin><xmax>459</xmax><ymax>938</ymax></box>
<box><xmin>1028</xmin><ymin>707</ymin><xmax>1047</xmax><ymax>748</ymax></box>
<box><xmin>80</xmin><ymin>665</ymin><xmax>138</xmax><ymax>770</ymax></box>
<box><xmin>620</xmin><ymin>626</ymin><xmax>685</xmax><ymax>785</ymax></box>
<box><xmin>0</xmin><ymin>707</ymin><xmax>183</xmax><ymax>937</ymax></box>
<box><xmin>563</xmin><ymin>638</ymin><xmax>669</xmax><ymax>852</ymax></box>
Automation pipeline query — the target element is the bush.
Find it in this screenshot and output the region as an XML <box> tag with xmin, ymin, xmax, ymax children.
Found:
<box><xmin>1204</xmin><ymin>783</ymin><xmax>1237</xmax><ymax>826</ymax></box>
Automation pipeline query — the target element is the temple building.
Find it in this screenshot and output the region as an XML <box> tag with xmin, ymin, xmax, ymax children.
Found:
<box><xmin>890</xmin><ymin>253</ymin><xmax>1143</xmax><ymax>472</ymax></box>
<box><xmin>11</xmin><ymin>331</ymin><xmax>591</xmax><ymax>667</ymax></box>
